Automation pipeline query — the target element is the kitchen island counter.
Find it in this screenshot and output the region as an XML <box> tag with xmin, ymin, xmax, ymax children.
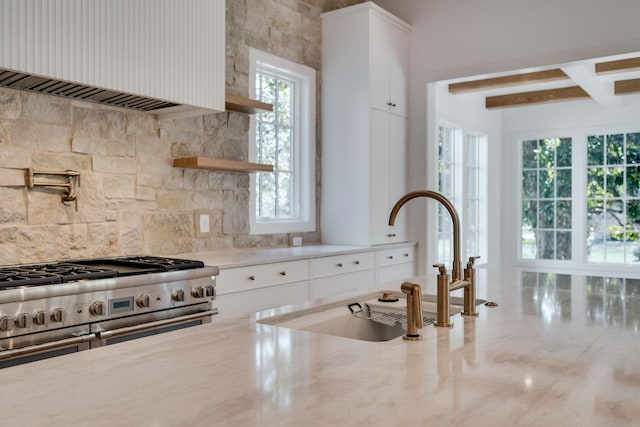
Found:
<box><xmin>1</xmin><ymin>267</ymin><xmax>638</xmax><ymax>426</ymax></box>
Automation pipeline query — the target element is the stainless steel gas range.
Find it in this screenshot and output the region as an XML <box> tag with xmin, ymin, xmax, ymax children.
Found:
<box><xmin>0</xmin><ymin>256</ymin><xmax>218</xmax><ymax>368</ymax></box>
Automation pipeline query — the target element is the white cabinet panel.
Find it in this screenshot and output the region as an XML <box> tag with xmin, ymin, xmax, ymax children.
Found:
<box><xmin>321</xmin><ymin>3</ymin><xmax>410</xmax><ymax>246</ymax></box>
<box><xmin>314</xmin><ymin>270</ymin><xmax>376</xmax><ymax>300</ymax></box>
<box><xmin>214</xmin><ymin>281</ymin><xmax>310</xmax><ymax>320</ymax></box>
<box><xmin>313</xmin><ymin>252</ymin><xmax>375</xmax><ymax>278</ymax></box>
<box><xmin>217</xmin><ymin>260</ymin><xmax>310</xmax><ymax>295</ymax></box>
<box><xmin>377</xmin><ymin>264</ymin><xmax>416</xmax><ymax>289</ymax></box>
<box><xmin>376</xmin><ymin>246</ymin><xmax>415</xmax><ymax>268</ymax></box>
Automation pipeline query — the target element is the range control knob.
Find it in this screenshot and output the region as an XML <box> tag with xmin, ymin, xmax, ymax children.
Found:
<box><xmin>172</xmin><ymin>290</ymin><xmax>185</xmax><ymax>302</ymax></box>
<box><xmin>50</xmin><ymin>308</ymin><xmax>67</xmax><ymax>323</ymax></box>
<box><xmin>15</xmin><ymin>313</ymin><xmax>33</xmax><ymax>329</ymax></box>
<box><xmin>0</xmin><ymin>316</ymin><xmax>13</xmax><ymax>331</ymax></box>
<box><xmin>191</xmin><ymin>287</ymin><xmax>205</xmax><ymax>298</ymax></box>
<box><xmin>33</xmin><ymin>310</ymin><xmax>48</xmax><ymax>326</ymax></box>
<box><xmin>89</xmin><ymin>301</ymin><xmax>106</xmax><ymax>317</ymax></box>
<box><xmin>137</xmin><ymin>294</ymin><xmax>151</xmax><ymax>309</ymax></box>
<box><xmin>204</xmin><ymin>285</ymin><xmax>215</xmax><ymax>298</ymax></box>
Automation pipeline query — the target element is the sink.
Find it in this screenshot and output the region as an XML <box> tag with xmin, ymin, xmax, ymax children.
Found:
<box><xmin>258</xmin><ymin>291</ymin><xmax>477</xmax><ymax>342</ymax></box>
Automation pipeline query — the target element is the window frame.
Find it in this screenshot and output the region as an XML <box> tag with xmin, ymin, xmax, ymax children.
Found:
<box><xmin>436</xmin><ymin>119</ymin><xmax>488</xmax><ymax>266</ymax></box>
<box><xmin>248</xmin><ymin>48</ymin><xmax>316</xmax><ymax>235</ymax></box>
<box><xmin>513</xmin><ymin>125</ymin><xmax>640</xmax><ymax>272</ymax></box>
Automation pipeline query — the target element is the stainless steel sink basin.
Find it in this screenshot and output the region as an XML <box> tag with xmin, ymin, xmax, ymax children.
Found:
<box><xmin>258</xmin><ymin>291</ymin><xmax>478</xmax><ymax>342</ymax></box>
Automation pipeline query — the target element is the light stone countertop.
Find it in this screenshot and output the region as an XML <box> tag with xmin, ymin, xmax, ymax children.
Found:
<box><xmin>1</xmin><ymin>266</ymin><xmax>639</xmax><ymax>426</ymax></box>
<box><xmin>173</xmin><ymin>243</ymin><xmax>415</xmax><ymax>269</ymax></box>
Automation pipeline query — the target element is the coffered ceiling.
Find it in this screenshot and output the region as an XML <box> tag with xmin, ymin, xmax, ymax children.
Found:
<box><xmin>447</xmin><ymin>55</ymin><xmax>640</xmax><ymax>110</ymax></box>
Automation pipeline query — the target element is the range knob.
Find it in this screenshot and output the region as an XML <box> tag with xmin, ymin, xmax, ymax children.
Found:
<box><xmin>15</xmin><ymin>313</ymin><xmax>33</xmax><ymax>329</ymax></box>
<box><xmin>50</xmin><ymin>308</ymin><xmax>67</xmax><ymax>323</ymax></box>
<box><xmin>0</xmin><ymin>316</ymin><xmax>13</xmax><ymax>331</ymax></box>
<box><xmin>191</xmin><ymin>287</ymin><xmax>205</xmax><ymax>298</ymax></box>
<box><xmin>137</xmin><ymin>294</ymin><xmax>151</xmax><ymax>309</ymax></box>
<box><xmin>172</xmin><ymin>290</ymin><xmax>185</xmax><ymax>302</ymax></box>
<box><xmin>89</xmin><ymin>301</ymin><xmax>106</xmax><ymax>317</ymax></box>
<box><xmin>204</xmin><ymin>285</ymin><xmax>215</xmax><ymax>298</ymax></box>
<box><xmin>33</xmin><ymin>310</ymin><xmax>48</xmax><ymax>326</ymax></box>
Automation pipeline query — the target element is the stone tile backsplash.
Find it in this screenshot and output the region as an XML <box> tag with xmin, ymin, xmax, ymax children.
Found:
<box><xmin>0</xmin><ymin>0</ymin><xmax>370</xmax><ymax>264</ymax></box>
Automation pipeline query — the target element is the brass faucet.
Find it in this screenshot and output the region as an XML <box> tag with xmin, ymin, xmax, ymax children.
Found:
<box><xmin>400</xmin><ymin>282</ymin><xmax>423</xmax><ymax>341</ymax></box>
<box><xmin>389</xmin><ymin>190</ymin><xmax>479</xmax><ymax>328</ymax></box>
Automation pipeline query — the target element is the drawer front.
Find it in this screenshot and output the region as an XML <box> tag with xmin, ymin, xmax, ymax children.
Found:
<box><xmin>214</xmin><ymin>281</ymin><xmax>310</xmax><ymax>320</ymax></box>
<box><xmin>313</xmin><ymin>251</ymin><xmax>375</xmax><ymax>278</ymax></box>
<box><xmin>376</xmin><ymin>246</ymin><xmax>415</xmax><ymax>268</ymax></box>
<box><xmin>217</xmin><ymin>260</ymin><xmax>310</xmax><ymax>295</ymax></box>
<box><xmin>377</xmin><ymin>263</ymin><xmax>416</xmax><ymax>288</ymax></box>
<box><xmin>314</xmin><ymin>269</ymin><xmax>376</xmax><ymax>300</ymax></box>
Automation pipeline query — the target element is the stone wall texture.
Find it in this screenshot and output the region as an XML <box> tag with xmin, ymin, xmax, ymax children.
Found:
<box><xmin>0</xmin><ymin>0</ymin><xmax>365</xmax><ymax>263</ymax></box>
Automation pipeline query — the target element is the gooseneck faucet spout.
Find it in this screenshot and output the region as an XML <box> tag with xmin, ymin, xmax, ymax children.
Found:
<box><xmin>389</xmin><ymin>190</ymin><xmax>480</xmax><ymax>328</ymax></box>
<box><xmin>388</xmin><ymin>190</ymin><xmax>463</xmax><ymax>284</ymax></box>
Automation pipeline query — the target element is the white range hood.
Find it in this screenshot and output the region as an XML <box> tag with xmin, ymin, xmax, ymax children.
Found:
<box><xmin>0</xmin><ymin>0</ymin><xmax>225</xmax><ymax>119</ymax></box>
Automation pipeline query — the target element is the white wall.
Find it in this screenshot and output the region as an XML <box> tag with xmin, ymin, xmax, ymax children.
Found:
<box><xmin>370</xmin><ymin>0</ymin><xmax>640</xmax><ymax>274</ymax></box>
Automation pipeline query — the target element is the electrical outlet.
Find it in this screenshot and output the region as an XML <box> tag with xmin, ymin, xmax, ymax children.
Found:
<box><xmin>194</xmin><ymin>210</ymin><xmax>212</xmax><ymax>237</ymax></box>
<box><xmin>291</xmin><ymin>236</ymin><xmax>302</xmax><ymax>246</ymax></box>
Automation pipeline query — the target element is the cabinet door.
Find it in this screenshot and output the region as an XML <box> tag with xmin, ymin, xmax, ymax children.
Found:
<box><xmin>368</xmin><ymin>11</ymin><xmax>408</xmax><ymax>117</ymax></box>
<box><xmin>387</xmin><ymin>22</ymin><xmax>409</xmax><ymax>118</ymax></box>
<box><xmin>369</xmin><ymin>12</ymin><xmax>391</xmax><ymax>113</ymax></box>
<box><xmin>370</xmin><ymin>109</ymin><xmax>407</xmax><ymax>244</ymax></box>
<box><xmin>214</xmin><ymin>281</ymin><xmax>310</xmax><ymax>320</ymax></box>
<box><xmin>314</xmin><ymin>269</ymin><xmax>376</xmax><ymax>300</ymax></box>
<box><xmin>388</xmin><ymin>114</ymin><xmax>407</xmax><ymax>241</ymax></box>
<box><xmin>370</xmin><ymin>108</ymin><xmax>391</xmax><ymax>244</ymax></box>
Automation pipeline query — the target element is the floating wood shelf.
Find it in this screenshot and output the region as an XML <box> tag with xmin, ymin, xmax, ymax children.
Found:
<box><xmin>173</xmin><ymin>157</ymin><xmax>274</xmax><ymax>173</ymax></box>
<box><xmin>225</xmin><ymin>94</ymin><xmax>273</xmax><ymax>114</ymax></box>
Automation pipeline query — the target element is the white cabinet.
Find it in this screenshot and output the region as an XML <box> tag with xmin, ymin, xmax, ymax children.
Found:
<box><xmin>369</xmin><ymin>9</ymin><xmax>410</xmax><ymax>117</ymax></box>
<box><xmin>321</xmin><ymin>2</ymin><xmax>411</xmax><ymax>246</ymax></box>
<box><xmin>215</xmin><ymin>260</ymin><xmax>311</xmax><ymax>319</ymax></box>
<box><xmin>211</xmin><ymin>243</ymin><xmax>417</xmax><ymax>319</ymax></box>
<box><xmin>312</xmin><ymin>252</ymin><xmax>376</xmax><ymax>299</ymax></box>
<box><xmin>376</xmin><ymin>245</ymin><xmax>416</xmax><ymax>288</ymax></box>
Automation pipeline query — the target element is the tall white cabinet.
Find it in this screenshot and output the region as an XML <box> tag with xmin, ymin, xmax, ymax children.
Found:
<box><xmin>321</xmin><ymin>2</ymin><xmax>411</xmax><ymax>246</ymax></box>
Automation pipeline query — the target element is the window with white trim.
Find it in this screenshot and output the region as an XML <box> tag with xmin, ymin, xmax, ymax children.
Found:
<box><xmin>437</xmin><ymin>122</ymin><xmax>488</xmax><ymax>264</ymax></box>
<box><xmin>249</xmin><ymin>49</ymin><xmax>316</xmax><ymax>234</ymax></box>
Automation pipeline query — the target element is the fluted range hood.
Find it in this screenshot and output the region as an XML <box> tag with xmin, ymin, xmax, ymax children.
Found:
<box><xmin>0</xmin><ymin>68</ymin><xmax>179</xmax><ymax>112</ymax></box>
<box><xmin>0</xmin><ymin>0</ymin><xmax>225</xmax><ymax>118</ymax></box>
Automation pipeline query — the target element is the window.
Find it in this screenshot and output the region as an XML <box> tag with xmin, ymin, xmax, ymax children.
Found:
<box><xmin>517</xmin><ymin>130</ymin><xmax>640</xmax><ymax>267</ymax></box>
<box><xmin>437</xmin><ymin>122</ymin><xmax>487</xmax><ymax>264</ymax></box>
<box><xmin>249</xmin><ymin>49</ymin><xmax>316</xmax><ymax>234</ymax></box>
<box><xmin>586</xmin><ymin>133</ymin><xmax>640</xmax><ymax>263</ymax></box>
<box><xmin>520</xmin><ymin>138</ymin><xmax>573</xmax><ymax>260</ymax></box>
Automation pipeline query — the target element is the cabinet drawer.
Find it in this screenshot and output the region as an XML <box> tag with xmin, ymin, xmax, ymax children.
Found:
<box><xmin>214</xmin><ymin>281</ymin><xmax>310</xmax><ymax>320</ymax></box>
<box><xmin>377</xmin><ymin>263</ymin><xmax>416</xmax><ymax>288</ymax></box>
<box><xmin>314</xmin><ymin>269</ymin><xmax>376</xmax><ymax>300</ymax></box>
<box><xmin>376</xmin><ymin>246</ymin><xmax>415</xmax><ymax>267</ymax></box>
<box><xmin>313</xmin><ymin>251</ymin><xmax>375</xmax><ymax>278</ymax></box>
<box><xmin>217</xmin><ymin>260</ymin><xmax>310</xmax><ymax>295</ymax></box>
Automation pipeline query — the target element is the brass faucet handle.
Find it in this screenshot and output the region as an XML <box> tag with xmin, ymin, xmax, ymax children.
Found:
<box><xmin>433</xmin><ymin>264</ymin><xmax>447</xmax><ymax>275</ymax></box>
<box><xmin>466</xmin><ymin>256</ymin><xmax>481</xmax><ymax>268</ymax></box>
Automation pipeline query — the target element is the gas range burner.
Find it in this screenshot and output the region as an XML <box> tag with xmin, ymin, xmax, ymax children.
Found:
<box><xmin>19</xmin><ymin>263</ymin><xmax>118</xmax><ymax>282</ymax></box>
<box><xmin>0</xmin><ymin>256</ymin><xmax>206</xmax><ymax>289</ymax></box>
<box><xmin>0</xmin><ymin>268</ymin><xmax>61</xmax><ymax>287</ymax></box>
<box><xmin>118</xmin><ymin>256</ymin><xmax>205</xmax><ymax>271</ymax></box>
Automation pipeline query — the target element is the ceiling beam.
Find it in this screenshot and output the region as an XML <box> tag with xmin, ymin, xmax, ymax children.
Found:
<box><xmin>485</xmin><ymin>86</ymin><xmax>590</xmax><ymax>109</ymax></box>
<box><xmin>561</xmin><ymin>64</ymin><xmax>622</xmax><ymax>109</ymax></box>
<box><xmin>448</xmin><ymin>69</ymin><xmax>569</xmax><ymax>94</ymax></box>
<box><xmin>595</xmin><ymin>57</ymin><xmax>640</xmax><ymax>75</ymax></box>
<box><xmin>615</xmin><ymin>78</ymin><xmax>640</xmax><ymax>95</ymax></box>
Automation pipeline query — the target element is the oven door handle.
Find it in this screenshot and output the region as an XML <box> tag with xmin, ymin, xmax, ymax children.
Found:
<box><xmin>96</xmin><ymin>309</ymin><xmax>218</xmax><ymax>340</ymax></box>
<box><xmin>0</xmin><ymin>333</ymin><xmax>97</xmax><ymax>360</ymax></box>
